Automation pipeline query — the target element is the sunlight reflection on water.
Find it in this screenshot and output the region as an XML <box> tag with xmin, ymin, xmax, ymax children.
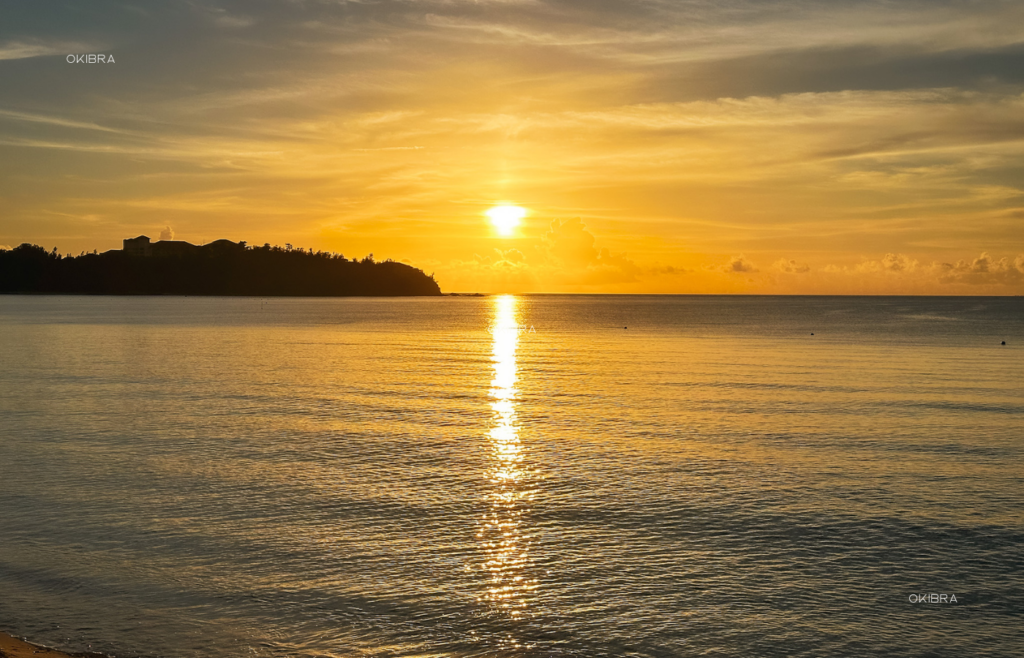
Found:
<box><xmin>480</xmin><ymin>295</ymin><xmax>538</xmax><ymax>619</ymax></box>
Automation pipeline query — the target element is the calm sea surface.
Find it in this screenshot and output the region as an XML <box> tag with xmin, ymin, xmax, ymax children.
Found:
<box><xmin>0</xmin><ymin>295</ymin><xmax>1022</xmax><ymax>658</ymax></box>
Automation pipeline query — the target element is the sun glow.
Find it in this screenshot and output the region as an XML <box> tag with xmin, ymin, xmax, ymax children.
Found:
<box><xmin>486</xmin><ymin>205</ymin><xmax>526</xmax><ymax>236</ymax></box>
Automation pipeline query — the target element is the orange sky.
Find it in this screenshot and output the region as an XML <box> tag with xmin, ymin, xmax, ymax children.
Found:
<box><xmin>1</xmin><ymin>1</ymin><xmax>1023</xmax><ymax>293</ymax></box>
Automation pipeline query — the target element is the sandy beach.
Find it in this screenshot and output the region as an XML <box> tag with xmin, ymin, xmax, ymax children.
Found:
<box><xmin>0</xmin><ymin>632</ymin><xmax>87</xmax><ymax>658</ymax></box>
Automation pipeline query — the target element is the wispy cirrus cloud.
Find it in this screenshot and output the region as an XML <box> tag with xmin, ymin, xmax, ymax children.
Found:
<box><xmin>0</xmin><ymin>39</ymin><xmax>99</xmax><ymax>60</ymax></box>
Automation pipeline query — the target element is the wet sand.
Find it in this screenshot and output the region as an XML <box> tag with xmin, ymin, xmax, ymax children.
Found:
<box><xmin>0</xmin><ymin>632</ymin><xmax>95</xmax><ymax>658</ymax></box>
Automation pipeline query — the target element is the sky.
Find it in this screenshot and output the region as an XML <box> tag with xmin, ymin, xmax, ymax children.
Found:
<box><xmin>1</xmin><ymin>0</ymin><xmax>1023</xmax><ymax>293</ymax></box>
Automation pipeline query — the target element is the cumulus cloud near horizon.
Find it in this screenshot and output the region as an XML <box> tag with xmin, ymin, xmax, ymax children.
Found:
<box><xmin>939</xmin><ymin>252</ymin><xmax>1024</xmax><ymax>286</ymax></box>
<box><xmin>722</xmin><ymin>255</ymin><xmax>757</xmax><ymax>273</ymax></box>
<box><xmin>773</xmin><ymin>258</ymin><xmax>810</xmax><ymax>274</ymax></box>
<box><xmin>796</xmin><ymin>251</ymin><xmax>1024</xmax><ymax>294</ymax></box>
<box><xmin>855</xmin><ymin>253</ymin><xmax>920</xmax><ymax>273</ymax></box>
<box><xmin>542</xmin><ymin>218</ymin><xmax>642</xmax><ymax>285</ymax></box>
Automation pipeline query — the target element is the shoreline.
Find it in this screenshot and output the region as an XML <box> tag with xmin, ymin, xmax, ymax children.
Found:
<box><xmin>0</xmin><ymin>631</ymin><xmax>106</xmax><ymax>658</ymax></box>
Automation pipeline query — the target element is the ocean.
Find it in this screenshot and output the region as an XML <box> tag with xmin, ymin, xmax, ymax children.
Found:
<box><xmin>0</xmin><ymin>295</ymin><xmax>1021</xmax><ymax>657</ymax></box>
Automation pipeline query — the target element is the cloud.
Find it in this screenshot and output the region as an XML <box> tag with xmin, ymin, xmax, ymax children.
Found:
<box><xmin>159</xmin><ymin>226</ymin><xmax>175</xmax><ymax>240</ymax></box>
<box><xmin>881</xmin><ymin>253</ymin><xmax>916</xmax><ymax>272</ymax></box>
<box><xmin>649</xmin><ymin>264</ymin><xmax>687</xmax><ymax>275</ymax></box>
<box><xmin>800</xmin><ymin>251</ymin><xmax>1024</xmax><ymax>293</ymax></box>
<box><xmin>643</xmin><ymin>43</ymin><xmax>1024</xmax><ymax>104</ymax></box>
<box><xmin>543</xmin><ymin>216</ymin><xmax>599</xmax><ymax>266</ymax></box>
<box><xmin>939</xmin><ymin>252</ymin><xmax>1024</xmax><ymax>285</ymax></box>
<box><xmin>213</xmin><ymin>15</ymin><xmax>255</xmax><ymax>29</ymax></box>
<box><xmin>542</xmin><ymin>217</ymin><xmax>641</xmax><ymax>284</ymax></box>
<box><xmin>468</xmin><ymin>248</ymin><xmax>529</xmax><ymax>273</ymax></box>
<box><xmin>0</xmin><ymin>39</ymin><xmax>95</xmax><ymax>61</ymax></box>
<box><xmin>773</xmin><ymin>258</ymin><xmax>810</xmax><ymax>273</ymax></box>
<box><xmin>855</xmin><ymin>253</ymin><xmax>919</xmax><ymax>273</ymax></box>
<box><xmin>446</xmin><ymin>249</ymin><xmax>537</xmax><ymax>292</ymax></box>
<box><xmin>498</xmin><ymin>247</ymin><xmax>525</xmax><ymax>263</ymax></box>
<box><xmin>723</xmin><ymin>255</ymin><xmax>757</xmax><ymax>273</ymax></box>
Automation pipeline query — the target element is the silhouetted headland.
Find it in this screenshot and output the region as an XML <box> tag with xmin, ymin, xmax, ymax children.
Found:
<box><xmin>0</xmin><ymin>237</ymin><xmax>441</xmax><ymax>296</ymax></box>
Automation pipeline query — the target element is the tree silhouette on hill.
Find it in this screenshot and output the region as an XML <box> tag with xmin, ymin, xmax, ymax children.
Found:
<box><xmin>0</xmin><ymin>242</ymin><xmax>442</xmax><ymax>296</ymax></box>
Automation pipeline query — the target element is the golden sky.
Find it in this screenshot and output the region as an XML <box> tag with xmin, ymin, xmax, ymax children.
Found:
<box><xmin>1</xmin><ymin>0</ymin><xmax>1023</xmax><ymax>293</ymax></box>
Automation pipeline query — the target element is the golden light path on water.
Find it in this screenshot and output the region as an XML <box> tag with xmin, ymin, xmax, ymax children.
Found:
<box><xmin>479</xmin><ymin>295</ymin><xmax>537</xmax><ymax>619</ymax></box>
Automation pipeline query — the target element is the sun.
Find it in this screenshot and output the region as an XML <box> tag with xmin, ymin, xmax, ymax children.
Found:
<box><xmin>486</xmin><ymin>205</ymin><xmax>527</xmax><ymax>236</ymax></box>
